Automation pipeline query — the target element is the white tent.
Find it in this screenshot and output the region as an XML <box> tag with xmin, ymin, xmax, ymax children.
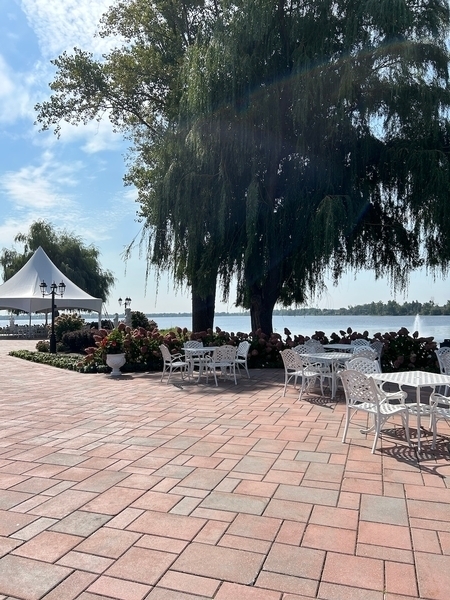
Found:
<box><xmin>0</xmin><ymin>246</ymin><xmax>103</xmax><ymax>316</ymax></box>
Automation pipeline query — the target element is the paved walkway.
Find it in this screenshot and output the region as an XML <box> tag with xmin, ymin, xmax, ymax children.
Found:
<box><xmin>0</xmin><ymin>340</ymin><xmax>449</xmax><ymax>600</ymax></box>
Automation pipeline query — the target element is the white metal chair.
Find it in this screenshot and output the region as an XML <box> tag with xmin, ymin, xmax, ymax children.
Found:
<box><xmin>340</xmin><ymin>369</ymin><xmax>411</xmax><ymax>453</ymax></box>
<box><xmin>281</xmin><ymin>349</ymin><xmax>330</xmax><ymax>399</ymax></box>
<box><xmin>352</xmin><ymin>346</ymin><xmax>378</xmax><ymax>360</ymax></box>
<box><xmin>435</xmin><ymin>350</ymin><xmax>450</xmax><ymax>395</ymax></box>
<box><xmin>429</xmin><ymin>390</ymin><xmax>450</xmax><ymax>449</ymax></box>
<box><xmin>345</xmin><ymin>357</ymin><xmax>407</xmax><ymax>404</ymax></box>
<box><xmin>304</xmin><ymin>339</ymin><xmax>323</xmax><ymax>353</ymax></box>
<box><xmin>370</xmin><ymin>340</ymin><xmax>384</xmax><ymax>360</ymax></box>
<box><xmin>160</xmin><ymin>344</ymin><xmax>188</xmax><ymax>383</ymax></box>
<box><xmin>351</xmin><ymin>339</ymin><xmax>370</xmax><ymax>347</ymax></box>
<box><xmin>204</xmin><ymin>345</ymin><xmax>237</xmax><ymax>386</ymax></box>
<box><xmin>183</xmin><ymin>340</ymin><xmax>203</xmax><ymax>376</ymax></box>
<box><xmin>235</xmin><ymin>341</ymin><xmax>250</xmax><ymax>378</ymax></box>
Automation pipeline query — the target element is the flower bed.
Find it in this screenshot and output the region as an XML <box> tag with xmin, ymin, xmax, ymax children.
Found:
<box><xmin>17</xmin><ymin>323</ymin><xmax>440</xmax><ymax>374</ymax></box>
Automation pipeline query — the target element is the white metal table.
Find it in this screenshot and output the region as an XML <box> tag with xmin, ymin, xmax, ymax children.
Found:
<box><xmin>323</xmin><ymin>344</ymin><xmax>355</xmax><ymax>352</ymax></box>
<box><xmin>369</xmin><ymin>370</ymin><xmax>450</xmax><ymax>452</ymax></box>
<box><xmin>183</xmin><ymin>347</ymin><xmax>217</xmax><ymax>382</ymax></box>
<box><xmin>308</xmin><ymin>352</ymin><xmax>352</xmax><ymax>398</ymax></box>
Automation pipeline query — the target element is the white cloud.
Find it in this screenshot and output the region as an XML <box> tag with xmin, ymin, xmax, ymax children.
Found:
<box><xmin>0</xmin><ymin>55</ymin><xmax>34</xmax><ymax>123</ymax></box>
<box><xmin>0</xmin><ymin>153</ymin><xmax>79</xmax><ymax>212</ymax></box>
<box><xmin>19</xmin><ymin>0</ymin><xmax>116</xmax><ymax>59</ymax></box>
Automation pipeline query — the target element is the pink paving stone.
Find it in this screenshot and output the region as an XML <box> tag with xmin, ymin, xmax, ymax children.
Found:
<box><xmin>75</xmin><ymin>527</ymin><xmax>141</xmax><ymax>558</ymax></box>
<box><xmin>263</xmin><ymin>543</ymin><xmax>325</xmax><ymax>580</ymax></box>
<box><xmin>158</xmin><ymin>570</ymin><xmax>220</xmax><ymax>597</ymax></box>
<box><xmin>226</xmin><ymin>513</ymin><xmax>282</xmax><ymax>541</ymax></box>
<box><xmin>0</xmin><ymin>509</ymin><xmax>37</xmax><ymax>536</ymax></box>
<box><xmin>178</xmin><ymin>467</ymin><xmax>228</xmax><ymax>490</ymax></box>
<box><xmin>385</xmin><ymin>561</ymin><xmax>418</xmax><ymax>597</ymax></box>
<box><xmin>57</xmin><ymin>550</ymin><xmax>115</xmax><ymax>573</ymax></box>
<box><xmin>127</xmin><ymin>510</ymin><xmax>206</xmax><ymax>540</ymax></box>
<box><xmin>322</xmin><ymin>553</ymin><xmax>384</xmax><ymax>591</ymax></box>
<box><xmin>318</xmin><ymin>581</ymin><xmax>383</xmax><ymax>600</ymax></box>
<box><xmin>358</xmin><ymin>521</ymin><xmax>412</xmax><ymax>550</ymax></box>
<box><xmin>12</xmin><ymin>530</ymin><xmax>82</xmax><ymax>562</ymax></box>
<box><xmin>302</xmin><ymin>523</ymin><xmax>356</xmax><ymax>554</ymax></box>
<box><xmin>309</xmin><ymin>504</ymin><xmax>358</xmax><ymax>530</ymax></box>
<box><xmin>105</xmin><ymin>546</ymin><xmax>176</xmax><ymax>585</ymax></box>
<box><xmin>131</xmin><ymin>490</ymin><xmax>183</xmax><ymax>511</ymax></box>
<box><xmin>81</xmin><ymin>486</ymin><xmax>145</xmax><ymax>515</ymax></box>
<box><xmin>233</xmin><ymin>480</ymin><xmax>278</xmax><ymax>497</ymax></box>
<box><xmin>275</xmin><ymin>520</ymin><xmax>305</xmax><ymax>545</ymax></box>
<box><xmin>0</xmin><ymin>554</ymin><xmax>72</xmax><ymax>600</ymax></box>
<box><xmin>30</xmin><ymin>489</ymin><xmax>97</xmax><ymax>519</ymax></box>
<box><xmin>87</xmin><ymin>575</ymin><xmax>151</xmax><ymax>600</ymax></box>
<box><xmin>415</xmin><ymin>552</ymin><xmax>450</xmax><ymax>600</ymax></box>
<box><xmin>193</xmin><ymin>520</ymin><xmax>229</xmax><ymax>545</ymax></box>
<box><xmin>214</xmin><ymin>581</ymin><xmax>281</xmax><ymax>599</ymax></box>
<box><xmin>218</xmin><ymin>533</ymin><xmax>271</xmax><ymax>554</ymax></box>
<box><xmin>255</xmin><ymin>571</ymin><xmax>319</xmax><ymax>597</ymax></box>
<box><xmin>274</xmin><ymin>484</ymin><xmax>339</xmax><ymax>506</ymax></box>
<box><xmin>411</xmin><ymin>527</ymin><xmax>442</xmax><ymax>553</ymax></box>
<box><xmin>263</xmin><ymin>498</ymin><xmax>312</xmax><ymax>522</ymax></box>
<box><xmin>356</xmin><ymin>543</ymin><xmax>413</xmax><ymax>564</ymax></box>
<box><xmin>171</xmin><ymin>542</ymin><xmax>264</xmax><ymax>584</ymax></box>
<box><xmin>439</xmin><ymin>531</ymin><xmax>450</xmax><ymax>555</ymax></box>
<box><xmin>39</xmin><ymin>570</ymin><xmax>97</xmax><ymax>600</ymax></box>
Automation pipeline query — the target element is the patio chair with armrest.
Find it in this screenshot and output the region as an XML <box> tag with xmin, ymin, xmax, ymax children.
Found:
<box><xmin>340</xmin><ymin>369</ymin><xmax>411</xmax><ymax>453</ymax></box>
<box><xmin>281</xmin><ymin>349</ymin><xmax>331</xmax><ymax>400</ymax></box>
<box><xmin>160</xmin><ymin>344</ymin><xmax>188</xmax><ymax>383</ymax></box>
<box><xmin>346</xmin><ymin>357</ymin><xmax>408</xmax><ymax>405</ymax></box>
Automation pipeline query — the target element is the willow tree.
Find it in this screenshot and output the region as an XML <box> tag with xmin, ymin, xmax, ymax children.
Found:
<box><xmin>35</xmin><ymin>0</ymin><xmax>225</xmax><ymax>332</ymax></box>
<box><xmin>36</xmin><ymin>0</ymin><xmax>450</xmax><ymax>334</ymax></box>
<box><xmin>171</xmin><ymin>0</ymin><xmax>450</xmax><ymax>333</ymax></box>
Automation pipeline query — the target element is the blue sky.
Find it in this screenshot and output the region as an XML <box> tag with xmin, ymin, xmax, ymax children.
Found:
<box><xmin>0</xmin><ymin>0</ymin><xmax>449</xmax><ymax>317</ymax></box>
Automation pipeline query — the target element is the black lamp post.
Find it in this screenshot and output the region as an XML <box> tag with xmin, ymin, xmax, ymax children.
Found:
<box><xmin>118</xmin><ymin>296</ymin><xmax>132</xmax><ymax>310</ymax></box>
<box><xmin>40</xmin><ymin>280</ymin><xmax>66</xmax><ymax>353</ymax></box>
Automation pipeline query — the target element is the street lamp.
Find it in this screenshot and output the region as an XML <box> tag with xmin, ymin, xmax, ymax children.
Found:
<box><xmin>118</xmin><ymin>296</ymin><xmax>132</xmax><ymax>309</ymax></box>
<box><xmin>40</xmin><ymin>280</ymin><xmax>66</xmax><ymax>354</ymax></box>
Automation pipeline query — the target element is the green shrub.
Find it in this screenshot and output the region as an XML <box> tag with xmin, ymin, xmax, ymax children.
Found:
<box><xmin>35</xmin><ymin>340</ymin><xmax>50</xmax><ymax>353</ymax></box>
<box><xmin>61</xmin><ymin>330</ymin><xmax>96</xmax><ymax>353</ymax></box>
<box><xmin>54</xmin><ymin>313</ymin><xmax>85</xmax><ymax>341</ymax></box>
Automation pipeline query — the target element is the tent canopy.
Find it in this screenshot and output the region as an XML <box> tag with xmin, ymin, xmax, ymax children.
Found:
<box><xmin>0</xmin><ymin>246</ymin><xmax>103</xmax><ymax>314</ymax></box>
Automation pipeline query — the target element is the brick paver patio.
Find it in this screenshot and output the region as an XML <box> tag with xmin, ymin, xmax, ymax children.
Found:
<box><xmin>0</xmin><ymin>339</ymin><xmax>449</xmax><ymax>599</ymax></box>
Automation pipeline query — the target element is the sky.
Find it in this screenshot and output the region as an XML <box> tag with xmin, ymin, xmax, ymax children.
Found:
<box><xmin>0</xmin><ymin>0</ymin><xmax>449</xmax><ymax>319</ymax></box>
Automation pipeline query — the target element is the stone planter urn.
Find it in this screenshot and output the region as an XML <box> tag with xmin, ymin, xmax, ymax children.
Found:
<box><xmin>105</xmin><ymin>353</ymin><xmax>126</xmax><ymax>377</ymax></box>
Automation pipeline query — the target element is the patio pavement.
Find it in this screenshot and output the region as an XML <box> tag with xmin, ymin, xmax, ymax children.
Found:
<box><xmin>0</xmin><ymin>339</ymin><xmax>449</xmax><ymax>600</ymax></box>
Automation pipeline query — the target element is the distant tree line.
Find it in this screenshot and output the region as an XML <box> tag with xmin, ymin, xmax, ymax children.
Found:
<box><xmin>275</xmin><ymin>300</ymin><xmax>450</xmax><ymax>317</ymax></box>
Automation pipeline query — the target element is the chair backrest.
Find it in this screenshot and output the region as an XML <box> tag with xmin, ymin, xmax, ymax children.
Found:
<box><xmin>237</xmin><ymin>341</ymin><xmax>250</xmax><ymax>359</ymax></box>
<box><xmin>340</xmin><ymin>369</ymin><xmax>380</xmax><ymax>409</ymax></box>
<box><xmin>213</xmin><ymin>345</ymin><xmax>237</xmax><ymax>361</ymax></box>
<box><xmin>438</xmin><ymin>350</ymin><xmax>450</xmax><ymax>374</ymax></box>
<box><xmin>369</xmin><ymin>341</ymin><xmax>383</xmax><ymax>359</ymax></box>
<box><xmin>304</xmin><ymin>339</ymin><xmax>322</xmax><ymax>352</ymax></box>
<box><xmin>351</xmin><ymin>339</ymin><xmax>370</xmax><ymax>347</ymax></box>
<box><xmin>293</xmin><ymin>345</ymin><xmax>310</xmax><ymax>355</ymax></box>
<box><xmin>160</xmin><ymin>344</ymin><xmax>171</xmax><ymax>361</ymax></box>
<box><xmin>346</xmin><ymin>356</ymin><xmax>381</xmax><ymax>375</ymax></box>
<box><xmin>352</xmin><ymin>346</ymin><xmax>378</xmax><ymax>360</ymax></box>
<box><xmin>281</xmin><ymin>348</ymin><xmax>305</xmax><ymax>371</ymax></box>
<box><xmin>184</xmin><ymin>340</ymin><xmax>203</xmax><ymax>348</ymax></box>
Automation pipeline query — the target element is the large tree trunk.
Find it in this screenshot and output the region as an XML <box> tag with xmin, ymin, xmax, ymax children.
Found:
<box><xmin>249</xmin><ymin>281</ymin><xmax>279</xmax><ymax>335</ymax></box>
<box><xmin>192</xmin><ymin>290</ymin><xmax>216</xmax><ymax>333</ymax></box>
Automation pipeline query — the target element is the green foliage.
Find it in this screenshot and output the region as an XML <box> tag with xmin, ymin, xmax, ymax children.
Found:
<box><xmin>9</xmin><ymin>350</ymin><xmax>82</xmax><ymax>371</ymax></box>
<box><xmin>61</xmin><ymin>329</ymin><xmax>96</xmax><ymax>353</ymax></box>
<box><xmin>0</xmin><ymin>221</ymin><xmax>115</xmax><ymax>301</ymax></box>
<box><xmin>34</xmin><ymin>0</ymin><xmax>450</xmax><ymax>335</ymax></box>
<box><xmin>54</xmin><ymin>313</ymin><xmax>85</xmax><ymax>341</ymax></box>
<box><xmin>35</xmin><ymin>340</ymin><xmax>50</xmax><ymax>353</ymax></box>
<box><xmin>131</xmin><ymin>310</ymin><xmax>153</xmax><ymax>329</ymax></box>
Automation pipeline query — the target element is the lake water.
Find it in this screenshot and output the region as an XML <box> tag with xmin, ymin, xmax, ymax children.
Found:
<box><xmin>5</xmin><ymin>314</ymin><xmax>450</xmax><ymax>341</ymax></box>
<box><xmin>147</xmin><ymin>314</ymin><xmax>450</xmax><ymax>341</ymax></box>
